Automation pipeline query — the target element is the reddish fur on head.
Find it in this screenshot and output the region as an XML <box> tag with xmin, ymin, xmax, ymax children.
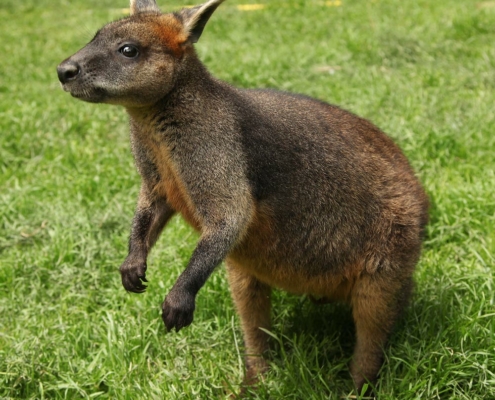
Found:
<box><xmin>154</xmin><ymin>15</ymin><xmax>189</xmax><ymax>58</ymax></box>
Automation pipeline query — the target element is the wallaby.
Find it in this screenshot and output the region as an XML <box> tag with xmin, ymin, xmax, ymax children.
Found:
<box><xmin>57</xmin><ymin>0</ymin><xmax>429</xmax><ymax>395</ymax></box>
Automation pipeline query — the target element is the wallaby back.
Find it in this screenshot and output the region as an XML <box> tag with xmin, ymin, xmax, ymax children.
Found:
<box><xmin>57</xmin><ymin>0</ymin><xmax>428</xmax><ymax>396</ymax></box>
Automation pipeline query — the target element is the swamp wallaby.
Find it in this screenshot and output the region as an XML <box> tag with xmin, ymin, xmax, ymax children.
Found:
<box><xmin>57</xmin><ymin>0</ymin><xmax>429</xmax><ymax>394</ymax></box>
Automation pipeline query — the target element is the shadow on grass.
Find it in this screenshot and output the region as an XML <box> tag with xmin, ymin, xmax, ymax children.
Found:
<box><xmin>244</xmin><ymin>284</ymin><xmax>457</xmax><ymax>399</ymax></box>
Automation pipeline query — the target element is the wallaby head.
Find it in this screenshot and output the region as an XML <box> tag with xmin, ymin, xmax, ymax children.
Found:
<box><xmin>57</xmin><ymin>0</ymin><xmax>224</xmax><ymax>107</ymax></box>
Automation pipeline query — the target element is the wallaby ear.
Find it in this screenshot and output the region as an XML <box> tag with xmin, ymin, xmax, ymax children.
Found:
<box><xmin>179</xmin><ymin>0</ymin><xmax>225</xmax><ymax>43</ymax></box>
<box><xmin>130</xmin><ymin>0</ymin><xmax>160</xmax><ymax>15</ymax></box>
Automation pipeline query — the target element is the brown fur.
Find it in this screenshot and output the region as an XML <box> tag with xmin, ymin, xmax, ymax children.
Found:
<box><xmin>57</xmin><ymin>0</ymin><xmax>429</xmax><ymax>396</ymax></box>
<box><xmin>153</xmin><ymin>15</ymin><xmax>188</xmax><ymax>57</ymax></box>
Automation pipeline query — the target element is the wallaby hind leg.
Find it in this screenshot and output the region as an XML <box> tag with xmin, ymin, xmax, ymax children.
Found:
<box><xmin>350</xmin><ymin>273</ymin><xmax>413</xmax><ymax>395</ymax></box>
<box><xmin>226</xmin><ymin>260</ymin><xmax>272</xmax><ymax>386</ymax></box>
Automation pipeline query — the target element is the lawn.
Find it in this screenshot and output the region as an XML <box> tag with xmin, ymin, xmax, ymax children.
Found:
<box><xmin>1</xmin><ymin>0</ymin><xmax>494</xmax><ymax>399</ymax></box>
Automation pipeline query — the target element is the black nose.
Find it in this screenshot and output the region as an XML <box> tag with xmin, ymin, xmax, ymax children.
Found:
<box><xmin>57</xmin><ymin>61</ymin><xmax>80</xmax><ymax>84</ymax></box>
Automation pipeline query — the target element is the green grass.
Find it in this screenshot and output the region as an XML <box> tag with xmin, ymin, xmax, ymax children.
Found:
<box><xmin>1</xmin><ymin>0</ymin><xmax>494</xmax><ymax>398</ymax></box>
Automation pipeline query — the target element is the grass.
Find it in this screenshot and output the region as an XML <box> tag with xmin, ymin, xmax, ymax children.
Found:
<box><xmin>0</xmin><ymin>0</ymin><xmax>494</xmax><ymax>398</ymax></box>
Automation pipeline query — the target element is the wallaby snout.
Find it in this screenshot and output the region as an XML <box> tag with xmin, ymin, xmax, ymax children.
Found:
<box><xmin>59</xmin><ymin>0</ymin><xmax>428</xmax><ymax>396</ymax></box>
<box><xmin>57</xmin><ymin>60</ymin><xmax>80</xmax><ymax>84</ymax></box>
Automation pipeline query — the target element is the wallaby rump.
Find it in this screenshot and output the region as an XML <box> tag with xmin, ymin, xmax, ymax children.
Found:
<box><xmin>57</xmin><ymin>0</ymin><xmax>429</xmax><ymax>395</ymax></box>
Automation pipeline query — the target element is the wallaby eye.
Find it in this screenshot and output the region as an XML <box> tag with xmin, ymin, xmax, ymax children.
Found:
<box><xmin>119</xmin><ymin>45</ymin><xmax>139</xmax><ymax>58</ymax></box>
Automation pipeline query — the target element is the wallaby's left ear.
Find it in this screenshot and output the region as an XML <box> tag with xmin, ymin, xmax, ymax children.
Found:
<box><xmin>130</xmin><ymin>0</ymin><xmax>160</xmax><ymax>15</ymax></box>
<box><xmin>179</xmin><ymin>0</ymin><xmax>226</xmax><ymax>43</ymax></box>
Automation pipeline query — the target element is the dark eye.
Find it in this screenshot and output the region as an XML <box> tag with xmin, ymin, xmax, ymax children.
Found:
<box><xmin>119</xmin><ymin>45</ymin><xmax>139</xmax><ymax>58</ymax></box>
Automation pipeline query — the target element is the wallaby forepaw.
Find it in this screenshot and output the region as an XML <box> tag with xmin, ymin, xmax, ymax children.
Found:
<box><xmin>119</xmin><ymin>258</ymin><xmax>148</xmax><ymax>293</ymax></box>
<box><xmin>162</xmin><ymin>290</ymin><xmax>195</xmax><ymax>332</ymax></box>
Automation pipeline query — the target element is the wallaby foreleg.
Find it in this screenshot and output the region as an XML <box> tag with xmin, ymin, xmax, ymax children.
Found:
<box><xmin>120</xmin><ymin>185</ymin><xmax>175</xmax><ymax>293</ymax></box>
<box><xmin>162</xmin><ymin>223</ymin><xmax>243</xmax><ymax>332</ymax></box>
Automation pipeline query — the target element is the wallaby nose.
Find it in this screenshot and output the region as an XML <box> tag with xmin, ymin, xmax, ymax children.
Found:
<box><xmin>57</xmin><ymin>61</ymin><xmax>80</xmax><ymax>84</ymax></box>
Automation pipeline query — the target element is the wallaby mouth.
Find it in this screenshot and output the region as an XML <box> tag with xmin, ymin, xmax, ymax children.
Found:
<box><xmin>67</xmin><ymin>87</ymin><xmax>106</xmax><ymax>103</ymax></box>
<box><xmin>58</xmin><ymin>83</ymin><xmax>106</xmax><ymax>103</ymax></box>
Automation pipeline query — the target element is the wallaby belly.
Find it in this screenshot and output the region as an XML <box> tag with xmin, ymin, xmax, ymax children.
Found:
<box><xmin>223</xmin><ymin>89</ymin><xmax>427</xmax><ymax>299</ymax></box>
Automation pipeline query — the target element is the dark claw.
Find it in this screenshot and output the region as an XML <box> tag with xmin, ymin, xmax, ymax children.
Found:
<box><xmin>162</xmin><ymin>290</ymin><xmax>195</xmax><ymax>332</ymax></box>
<box><xmin>119</xmin><ymin>258</ymin><xmax>148</xmax><ymax>293</ymax></box>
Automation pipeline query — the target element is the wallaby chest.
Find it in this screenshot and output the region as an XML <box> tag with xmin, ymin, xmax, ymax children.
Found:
<box><xmin>130</xmin><ymin>119</ymin><xmax>201</xmax><ymax>230</ymax></box>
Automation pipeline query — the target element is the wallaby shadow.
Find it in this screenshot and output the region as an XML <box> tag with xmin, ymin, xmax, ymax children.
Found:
<box><xmin>257</xmin><ymin>294</ymin><xmax>357</xmax><ymax>398</ymax></box>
